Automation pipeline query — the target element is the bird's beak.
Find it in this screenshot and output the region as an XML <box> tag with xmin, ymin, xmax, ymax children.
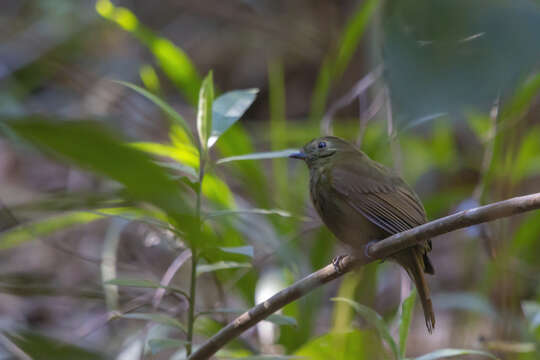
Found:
<box><xmin>289</xmin><ymin>151</ymin><xmax>306</xmax><ymax>160</ymax></box>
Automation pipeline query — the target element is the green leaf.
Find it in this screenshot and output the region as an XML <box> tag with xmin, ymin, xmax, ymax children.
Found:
<box><xmin>398</xmin><ymin>290</ymin><xmax>416</xmax><ymax>358</ymax></box>
<box><xmin>148</xmin><ymin>338</ymin><xmax>188</xmax><ymax>355</ymax></box>
<box><xmin>206</xmin><ymin>208</ymin><xmax>293</xmax><ymax>219</ymax></box>
<box><xmin>199</xmin><ymin>308</ymin><xmax>297</xmax><ymax>327</ymax></box>
<box><xmin>218</xmin><ymin>246</ymin><xmax>254</xmax><ymax>258</ymax></box>
<box><xmin>132</xmin><ymin>142</ymin><xmax>199</xmax><ymax>169</ymax></box>
<box><xmin>0</xmin><ymin>212</ymin><xmax>102</xmax><ymax>250</ymax></box>
<box><xmin>6</xmin><ymin>331</ymin><xmax>106</xmax><ymax>360</ymax></box>
<box><xmin>104</xmin><ymin>278</ymin><xmax>189</xmax><ymax>298</ymax></box>
<box><xmin>209</xmin><ymin>89</ymin><xmax>258</xmax><ymax>148</ymax></box>
<box><xmin>115</xmin><ymin>81</ymin><xmax>193</xmax><ymax>141</ymax></box>
<box><xmin>202</xmin><ymin>174</ymin><xmax>235</xmax><ymax>208</ymax></box>
<box><xmin>217</xmin><ymin>149</ymin><xmax>299</xmax><ymax>164</ymax></box>
<box><xmin>294</xmin><ymin>330</ymin><xmax>383</xmax><ymax>360</ymax></box>
<box><xmin>331</xmin><ymin>297</ymin><xmax>399</xmax><ymax>360</ymax></box>
<box><xmin>197</xmin><ymin>72</ymin><xmax>214</xmax><ymax>152</ymax></box>
<box><xmin>414</xmin><ymin>348</ymin><xmax>498</xmax><ymax>360</ymax></box>
<box><xmin>222</xmin><ymin>356</ymin><xmax>302</xmax><ymax>360</ymax></box>
<box><xmin>96</xmin><ymin>0</ymin><xmax>201</xmax><ymax>104</ymax></box>
<box><xmin>310</xmin><ymin>0</ymin><xmax>380</xmax><ymax>121</ymax></box>
<box><xmin>122</xmin><ymin>313</ymin><xmax>186</xmax><ymax>332</ymax></box>
<box><xmin>196</xmin><ymin>261</ymin><xmax>251</xmax><ymax>276</ymax></box>
<box><xmin>6</xmin><ymin>119</ymin><xmax>192</xmax><ymax>230</ymax></box>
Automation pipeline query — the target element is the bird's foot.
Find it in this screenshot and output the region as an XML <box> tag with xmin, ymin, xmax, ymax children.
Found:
<box><xmin>364</xmin><ymin>240</ymin><xmax>378</xmax><ymax>259</ymax></box>
<box><xmin>332</xmin><ymin>255</ymin><xmax>347</xmax><ymax>274</ymax></box>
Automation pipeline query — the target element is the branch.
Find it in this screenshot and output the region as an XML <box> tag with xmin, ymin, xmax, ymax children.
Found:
<box><xmin>188</xmin><ymin>192</ymin><xmax>540</xmax><ymax>359</ymax></box>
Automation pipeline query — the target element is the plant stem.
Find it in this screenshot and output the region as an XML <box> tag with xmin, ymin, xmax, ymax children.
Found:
<box><xmin>186</xmin><ymin>159</ymin><xmax>205</xmax><ymax>356</ymax></box>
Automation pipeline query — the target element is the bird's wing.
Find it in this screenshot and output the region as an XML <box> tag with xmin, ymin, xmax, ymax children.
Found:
<box><xmin>329</xmin><ymin>160</ymin><xmax>427</xmax><ymax>235</ymax></box>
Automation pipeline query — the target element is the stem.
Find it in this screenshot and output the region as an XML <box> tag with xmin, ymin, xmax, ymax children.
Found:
<box><xmin>186</xmin><ymin>158</ymin><xmax>205</xmax><ymax>356</ymax></box>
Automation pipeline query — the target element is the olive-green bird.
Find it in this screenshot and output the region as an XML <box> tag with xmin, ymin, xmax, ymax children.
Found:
<box><xmin>290</xmin><ymin>136</ymin><xmax>435</xmax><ymax>332</ymax></box>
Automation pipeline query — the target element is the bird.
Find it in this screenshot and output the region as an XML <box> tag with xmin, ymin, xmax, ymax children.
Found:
<box><xmin>289</xmin><ymin>136</ymin><xmax>435</xmax><ymax>332</ymax></box>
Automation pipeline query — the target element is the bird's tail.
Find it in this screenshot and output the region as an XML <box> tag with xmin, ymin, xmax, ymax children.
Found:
<box><xmin>395</xmin><ymin>248</ymin><xmax>435</xmax><ymax>333</ymax></box>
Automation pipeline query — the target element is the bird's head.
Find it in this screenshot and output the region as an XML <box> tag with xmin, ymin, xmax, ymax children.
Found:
<box><xmin>289</xmin><ymin>136</ymin><xmax>357</xmax><ymax>167</ymax></box>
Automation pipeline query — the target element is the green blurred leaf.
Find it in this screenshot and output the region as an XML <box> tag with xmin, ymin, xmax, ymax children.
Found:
<box><xmin>294</xmin><ymin>330</ymin><xmax>384</xmax><ymax>360</ymax></box>
<box><xmin>148</xmin><ymin>338</ymin><xmax>188</xmax><ymax>355</ymax></box>
<box><xmin>196</xmin><ymin>261</ymin><xmax>251</xmax><ymax>276</ymax></box>
<box><xmin>218</xmin><ymin>246</ymin><xmax>254</xmax><ymax>258</ymax></box>
<box><xmin>6</xmin><ymin>118</ymin><xmax>193</xmax><ymax>231</ymax></box>
<box><xmin>414</xmin><ymin>348</ymin><xmax>497</xmax><ymax>360</ymax></box>
<box><xmin>310</xmin><ymin>0</ymin><xmax>380</xmax><ymax>121</ymax></box>
<box><xmin>115</xmin><ymin>81</ymin><xmax>193</xmax><ymax>141</ymax></box>
<box><xmin>96</xmin><ymin>0</ymin><xmax>201</xmax><ymax>104</ymax></box>
<box><xmin>122</xmin><ymin>313</ymin><xmax>186</xmax><ymax>332</ymax></box>
<box><xmin>398</xmin><ymin>290</ymin><xmax>416</xmax><ymax>358</ymax></box>
<box><xmin>133</xmin><ymin>141</ymin><xmax>199</xmax><ymax>169</ymax></box>
<box><xmin>222</xmin><ymin>356</ymin><xmax>302</xmax><ymax>360</ymax></box>
<box><xmin>104</xmin><ymin>278</ymin><xmax>189</xmax><ymax>298</ymax></box>
<box><xmin>6</xmin><ymin>331</ymin><xmax>106</xmax><ymax>360</ymax></box>
<box><xmin>202</xmin><ymin>174</ymin><xmax>235</xmax><ymax>208</ymax></box>
<box><xmin>332</xmin><ymin>297</ymin><xmax>399</xmax><ymax>360</ymax></box>
<box><xmin>0</xmin><ymin>212</ymin><xmax>102</xmax><ymax>250</ymax></box>
<box><xmin>139</xmin><ymin>64</ymin><xmax>160</xmax><ymax>93</ymax></box>
<box><xmin>217</xmin><ymin>149</ymin><xmax>298</xmax><ymax>164</ymax></box>
<box><xmin>209</xmin><ymin>89</ymin><xmax>258</xmax><ymax>148</ymax></box>
<box><xmin>198</xmin><ymin>72</ymin><xmax>214</xmax><ymax>152</ymax></box>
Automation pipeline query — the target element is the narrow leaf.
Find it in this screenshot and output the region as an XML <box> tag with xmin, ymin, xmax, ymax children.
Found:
<box><xmin>196</xmin><ymin>261</ymin><xmax>251</xmax><ymax>276</ymax></box>
<box><xmin>217</xmin><ymin>149</ymin><xmax>299</xmax><ymax>164</ymax></box>
<box><xmin>197</xmin><ymin>72</ymin><xmax>214</xmax><ymax>152</ymax></box>
<box><xmin>332</xmin><ymin>297</ymin><xmax>399</xmax><ymax>360</ymax></box>
<box><xmin>218</xmin><ymin>246</ymin><xmax>254</xmax><ymax>258</ymax></box>
<box><xmin>115</xmin><ymin>81</ymin><xmax>193</xmax><ymax>140</ymax></box>
<box><xmin>414</xmin><ymin>348</ymin><xmax>498</xmax><ymax>360</ymax></box>
<box><xmin>209</xmin><ymin>89</ymin><xmax>258</xmax><ymax>148</ymax></box>
<box><xmin>122</xmin><ymin>313</ymin><xmax>186</xmax><ymax>332</ymax></box>
<box><xmin>148</xmin><ymin>338</ymin><xmax>188</xmax><ymax>355</ymax></box>
<box><xmin>0</xmin><ymin>212</ymin><xmax>102</xmax><ymax>250</ymax></box>
<box><xmin>399</xmin><ymin>290</ymin><xmax>416</xmax><ymax>358</ymax></box>
<box><xmin>522</xmin><ymin>301</ymin><xmax>540</xmax><ymax>332</ymax></box>
<box><xmin>206</xmin><ymin>208</ymin><xmax>293</xmax><ymax>218</ymax></box>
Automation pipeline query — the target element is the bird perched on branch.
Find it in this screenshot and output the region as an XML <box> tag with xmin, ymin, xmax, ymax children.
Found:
<box><xmin>290</xmin><ymin>136</ymin><xmax>435</xmax><ymax>332</ymax></box>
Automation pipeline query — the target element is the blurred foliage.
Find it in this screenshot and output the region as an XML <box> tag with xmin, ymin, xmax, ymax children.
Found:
<box><xmin>0</xmin><ymin>0</ymin><xmax>540</xmax><ymax>359</ymax></box>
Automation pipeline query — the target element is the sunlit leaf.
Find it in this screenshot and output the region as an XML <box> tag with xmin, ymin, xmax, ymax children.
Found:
<box><xmin>398</xmin><ymin>290</ymin><xmax>416</xmax><ymax>358</ymax></box>
<box><xmin>122</xmin><ymin>313</ymin><xmax>186</xmax><ymax>332</ymax></box>
<box><xmin>0</xmin><ymin>212</ymin><xmax>102</xmax><ymax>250</ymax></box>
<box><xmin>217</xmin><ymin>149</ymin><xmax>299</xmax><ymax>164</ymax></box>
<box><xmin>218</xmin><ymin>246</ymin><xmax>254</xmax><ymax>258</ymax></box>
<box><xmin>331</xmin><ymin>297</ymin><xmax>399</xmax><ymax>360</ymax></box>
<box><xmin>222</xmin><ymin>356</ymin><xmax>302</xmax><ymax>360</ymax></box>
<box><xmin>196</xmin><ymin>261</ymin><xmax>251</xmax><ymax>276</ymax></box>
<box><xmin>96</xmin><ymin>0</ymin><xmax>201</xmax><ymax>104</ymax></box>
<box><xmin>115</xmin><ymin>81</ymin><xmax>193</xmax><ymax>140</ymax></box>
<box><xmin>202</xmin><ymin>174</ymin><xmax>235</xmax><ymax>208</ymax></box>
<box><xmin>148</xmin><ymin>338</ymin><xmax>188</xmax><ymax>355</ymax></box>
<box><xmin>139</xmin><ymin>64</ymin><xmax>160</xmax><ymax>93</ymax></box>
<box><xmin>209</xmin><ymin>89</ymin><xmax>258</xmax><ymax>148</ymax></box>
<box><xmin>104</xmin><ymin>278</ymin><xmax>189</xmax><ymax>298</ymax></box>
<box><xmin>414</xmin><ymin>348</ymin><xmax>497</xmax><ymax>360</ymax></box>
<box><xmin>197</xmin><ymin>72</ymin><xmax>214</xmax><ymax>152</ymax></box>
<box><xmin>132</xmin><ymin>142</ymin><xmax>199</xmax><ymax>170</ymax></box>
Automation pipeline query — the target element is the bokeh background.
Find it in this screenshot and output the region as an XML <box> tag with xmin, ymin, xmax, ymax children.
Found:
<box><xmin>1</xmin><ymin>0</ymin><xmax>540</xmax><ymax>359</ymax></box>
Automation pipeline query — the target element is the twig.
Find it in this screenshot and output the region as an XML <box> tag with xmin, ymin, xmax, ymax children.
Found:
<box><xmin>321</xmin><ymin>65</ymin><xmax>383</xmax><ymax>135</ymax></box>
<box><xmin>188</xmin><ymin>192</ymin><xmax>540</xmax><ymax>359</ymax></box>
<box><xmin>152</xmin><ymin>249</ymin><xmax>192</xmax><ymax>308</ymax></box>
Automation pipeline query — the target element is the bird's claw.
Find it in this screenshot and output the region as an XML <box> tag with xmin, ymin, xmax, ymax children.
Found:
<box><xmin>332</xmin><ymin>255</ymin><xmax>347</xmax><ymax>274</ymax></box>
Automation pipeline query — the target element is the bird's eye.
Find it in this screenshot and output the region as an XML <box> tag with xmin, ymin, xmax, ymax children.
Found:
<box><xmin>318</xmin><ymin>141</ymin><xmax>327</xmax><ymax>149</ymax></box>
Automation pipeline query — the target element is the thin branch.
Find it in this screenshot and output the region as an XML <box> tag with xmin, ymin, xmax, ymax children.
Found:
<box><xmin>321</xmin><ymin>65</ymin><xmax>383</xmax><ymax>135</ymax></box>
<box><xmin>188</xmin><ymin>192</ymin><xmax>540</xmax><ymax>360</ymax></box>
